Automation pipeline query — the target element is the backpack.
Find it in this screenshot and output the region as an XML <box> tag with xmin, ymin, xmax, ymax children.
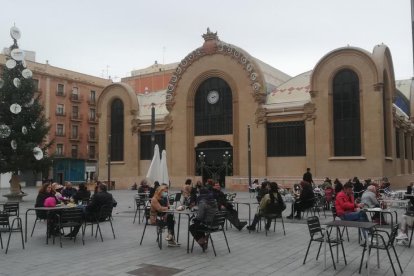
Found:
<box><xmin>265</xmin><ymin>193</ymin><xmax>286</xmax><ymax>214</ymax></box>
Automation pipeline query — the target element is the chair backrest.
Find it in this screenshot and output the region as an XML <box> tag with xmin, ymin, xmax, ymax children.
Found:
<box><xmin>135</xmin><ymin>197</ymin><xmax>146</xmax><ymax>206</ymax></box>
<box><xmin>97</xmin><ymin>205</ymin><xmax>113</xmax><ymax>221</ymax></box>
<box><xmin>306</xmin><ymin>216</ymin><xmax>323</xmax><ymax>238</ymax></box>
<box><xmin>226</xmin><ymin>193</ymin><xmax>237</xmax><ymax>202</ymax></box>
<box><xmin>388</xmin><ymin>224</ymin><xmax>399</xmax><ymax>246</ymax></box>
<box><xmin>3</xmin><ymin>202</ymin><xmax>19</xmax><ymax>217</ymax></box>
<box><xmin>208</xmin><ymin>211</ymin><xmax>227</xmax><ymax>231</ymax></box>
<box><xmin>60</xmin><ymin>208</ymin><xmax>83</xmax><ymax>223</ymax></box>
<box><xmin>174</xmin><ymin>193</ymin><xmax>181</xmax><ymax>202</ymax></box>
<box><xmin>0</xmin><ymin>211</ymin><xmax>10</xmax><ymax>227</ymax></box>
<box><xmin>331</xmin><ymin>206</ymin><xmax>338</xmax><ymax>220</ymax></box>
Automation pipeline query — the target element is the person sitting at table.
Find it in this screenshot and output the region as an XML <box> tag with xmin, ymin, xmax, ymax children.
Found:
<box><xmin>189</xmin><ymin>187</ymin><xmax>217</xmax><ymax>250</ymax></box>
<box><xmin>396</xmin><ymin>204</ymin><xmax>414</xmax><ymax>244</ymax></box>
<box><xmin>138</xmin><ymin>179</ymin><xmax>150</xmax><ymax>196</ymax></box>
<box><xmin>182</xmin><ymin>179</ymin><xmax>192</xmax><ymax>206</ymax></box>
<box><xmin>73</xmin><ymin>183</ymin><xmax>91</xmax><ymax>204</ymax></box>
<box><xmin>335</xmin><ymin>182</ymin><xmax>369</xmax><ymax>222</ymax></box>
<box><xmin>150</xmin><ymin>184</ymin><xmax>180</xmax><ymax>247</ymax></box>
<box><xmin>361</xmin><ymin>185</ymin><xmax>387</xmax><ymax>225</ymax></box>
<box><xmin>286</xmin><ymin>181</ymin><xmax>314</xmax><ymax>219</ymax></box>
<box><xmin>149</xmin><ymin>181</ymin><xmax>160</xmax><ymax>199</ymax></box>
<box><xmin>256</xmin><ymin>181</ymin><xmax>269</xmax><ymax>203</ymax></box>
<box><xmin>211</xmin><ymin>181</ymin><xmax>247</xmax><ymax>231</ymax></box>
<box><xmin>65</xmin><ymin>183</ymin><xmax>115</xmax><ymax>238</ymax></box>
<box><xmin>247</xmin><ymin>182</ymin><xmax>286</xmax><ymax>231</ymax></box>
<box><xmin>35</xmin><ymin>183</ymin><xmax>59</xmax><ymax>235</ymax></box>
<box><xmin>61</xmin><ymin>181</ymin><xmax>77</xmax><ymax>199</ymax></box>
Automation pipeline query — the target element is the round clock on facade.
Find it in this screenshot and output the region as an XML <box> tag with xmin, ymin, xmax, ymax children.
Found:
<box><xmin>207</xmin><ymin>90</ymin><xmax>219</xmax><ymax>104</ymax></box>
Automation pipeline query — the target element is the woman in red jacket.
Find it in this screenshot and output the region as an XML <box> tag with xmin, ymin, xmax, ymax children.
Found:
<box><xmin>335</xmin><ymin>182</ymin><xmax>368</xmax><ymax>222</ymax></box>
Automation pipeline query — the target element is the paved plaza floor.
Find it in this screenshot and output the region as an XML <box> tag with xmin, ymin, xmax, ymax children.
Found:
<box><xmin>0</xmin><ymin>187</ymin><xmax>413</xmax><ymax>276</ymax></box>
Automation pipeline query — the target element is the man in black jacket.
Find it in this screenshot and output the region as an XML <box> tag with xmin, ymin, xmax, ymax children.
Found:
<box><xmin>65</xmin><ymin>183</ymin><xmax>115</xmax><ymax>237</ymax></box>
<box><xmin>211</xmin><ymin>182</ymin><xmax>247</xmax><ymax>231</ymax></box>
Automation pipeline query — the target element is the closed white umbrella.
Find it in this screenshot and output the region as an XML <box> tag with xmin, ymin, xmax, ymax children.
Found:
<box><xmin>146</xmin><ymin>144</ymin><xmax>161</xmax><ymax>184</ymax></box>
<box><xmin>159</xmin><ymin>150</ymin><xmax>170</xmax><ymax>186</ymax></box>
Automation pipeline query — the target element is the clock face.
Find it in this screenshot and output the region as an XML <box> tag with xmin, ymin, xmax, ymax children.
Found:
<box><xmin>207</xmin><ymin>90</ymin><xmax>219</xmax><ymax>104</ymax></box>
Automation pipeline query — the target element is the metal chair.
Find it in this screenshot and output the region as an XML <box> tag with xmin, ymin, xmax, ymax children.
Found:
<box><xmin>303</xmin><ymin>216</ymin><xmax>346</xmax><ymax>270</ymax></box>
<box><xmin>190</xmin><ymin>211</ymin><xmax>230</xmax><ymax>256</ymax></box>
<box><xmin>359</xmin><ymin>224</ymin><xmax>403</xmax><ymax>276</ymax></box>
<box><xmin>84</xmin><ymin>205</ymin><xmax>115</xmax><ymax>242</ymax></box>
<box><xmin>139</xmin><ymin>207</ymin><xmax>169</xmax><ymax>250</ymax></box>
<box><xmin>3</xmin><ymin>202</ymin><xmax>19</xmax><ymax>218</ymax></box>
<box><xmin>0</xmin><ymin>211</ymin><xmax>24</xmax><ymax>254</ymax></box>
<box><xmin>133</xmin><ymin>197</ymin><xmax>148</xmax><ymax>224</ymax></box>
<box><xmin>259</xmin><ymin>213</ymin><xmax>286</xmax><ymax>236</ymax></box>
<box><xmin>53</xmin><ymin>208</ymin><xmax>85</xmax><ymax>248</ymax></box>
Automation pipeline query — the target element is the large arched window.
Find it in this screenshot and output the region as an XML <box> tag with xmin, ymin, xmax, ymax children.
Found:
<box><xmin>110</xmin><ymin>99</ymin><xmax>124</xmax><ymax>161</ymax></box>
<box><xmin>194</xmin><ymin>77</ymin><xmax>232</xmax><ymax>136</ymax></box>
<box><xmin>333</xmin><ymin>69</ymin><xmax>361</xmax><ymax>156</ymax></box>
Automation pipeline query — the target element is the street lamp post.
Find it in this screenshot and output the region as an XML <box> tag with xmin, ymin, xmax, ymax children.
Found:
<box><xmin>198</xmin><ymin>152</ymin><xmax>206</xmax><ymax>182</ymax></box>
<box><xmin>107</xmin><ymin>134</ymin><xmax>111</xmax><ymax>190</ymax></box>
<box><xmin>223</xmin><ymin>151</ymin><xmax>231</xmax><ymax>176</ymax></box>
<box><xmin>151</xmin><ymin>102</ymin><xmax>155</xmax><ymax>156</ymax></box>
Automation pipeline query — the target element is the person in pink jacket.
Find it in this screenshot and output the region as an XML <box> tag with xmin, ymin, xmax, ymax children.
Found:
<box><xmin>335</xmin><ymin>182</ymin><xmax>368</xmax><ymax>222</ymax></box>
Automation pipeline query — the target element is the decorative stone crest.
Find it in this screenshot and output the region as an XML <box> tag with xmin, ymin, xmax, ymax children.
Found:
<box><xmin>166</xmin><ymin>30</ymin><xmax>265</xmax><ymax>111</ymax></box>
<box><xmin>255</xmin><ymin>107</ymin><xmax>267</xmax><ymax>124</ymax></box>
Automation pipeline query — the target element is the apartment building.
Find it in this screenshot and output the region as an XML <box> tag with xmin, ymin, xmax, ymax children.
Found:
<box><xmin>0</xmin><ymin>54</ymin><xmax>111</xmax><ymax>185</ymax></box>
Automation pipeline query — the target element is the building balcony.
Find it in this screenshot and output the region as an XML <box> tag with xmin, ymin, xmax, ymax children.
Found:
<box><xmin>70</xmin><ymin>114</ymin><xmax>83</xmax><ymax>122</ymax></box>
<box><xmin>69</xmin><ymin>133</ymin><xmax>82</xmax><ymax>142</ymax></box>
<box><xmin>56</xmin><ymin>91</ymin><xmax>66</xmax><ymax>97</ymax></box>
<box><xmin>55</xmin><ymin>111</ymin><xmax>66</xmax><ymax>117</ymax></box>
<box><xmin>87</xmin><ymin>98</ymin><xmax>96</xmax><ymax>106</ymax></box>
<box><xmin>88</xmin><ymin>117</ymin><xmax>98</xmax><ymax>124</ymax></box>
<box><xmin>55</xmin><ymin>131</ymin><xmax>65</xmax><ymax>137</ymax></box>
<box><xmin>70</xmin><ymin>94</ymin><xmax>83</xmax><ymax>102</ymax></box>
<box><xmin>88</xmin><ymin>134</ymin><xmax>98</xmax><ymax>142</ymax></box>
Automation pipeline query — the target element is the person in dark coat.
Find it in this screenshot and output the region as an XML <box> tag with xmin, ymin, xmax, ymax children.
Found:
<box><xmin>303</xmin><ymin>168</ymin><xmax>314</xmax><ymax>187</ymax></box>
<box><xmin>211</xmin><ymin>181</ymin><xmax>247</xmax><ymax>230</ymax></box>
<box><xmin>65</xmin><ymin>183</ymin><xmax>115</xmax><ymax>237</ymax></box>
<box><xmin>73</xmin><ymin>183</ymin><xmax>91</xmax><ymax>203</ymax></box>
<box><xmin>352</xmin><ymin>177</ymin><xmax>364</xmax><ymax>199</ymax></box>
<box><xmin>61</xmin><ymin>182</ymin><xmax>77</xmax><ymax>198</ymax></box>
<box><xmin>286</xmin><ymin>181</ymin><xmax>314</xmax><ymax>219</ymax></box>
<box><xmin>189</xmin><ymin>188</ymin><xmax>218</xmax><ymax>250</ymax></box>
<box><xmin>35</xmin><ymin>183</ymin><xmax>58</xmax><ymax>235</ymax></box>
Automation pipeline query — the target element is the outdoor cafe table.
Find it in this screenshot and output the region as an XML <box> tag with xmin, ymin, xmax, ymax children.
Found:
<box><xmin>25</xmin><ymin>205</ymin><xmax>75</xmax><ymax>244</ymax></box>
<box><xmin>324</xmin><ymin>220</ymin><xmax>377</xmax><ymax>275</ymax></box>
<box><xmin>364</xmin><ymin>207</ymin><xmax>398</xmax><ymax>229</ymax></box>
<box><xmin>165</xmin><ymin>208</ymin><xmax>195</xmax><ymax>253</ymax></box>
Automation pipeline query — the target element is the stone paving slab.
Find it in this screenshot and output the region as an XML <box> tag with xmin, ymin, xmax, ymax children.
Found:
<box><xmin>0</xmin><ymin>187</ymin><xmax>413</xmax><ymax>276</ymax></box>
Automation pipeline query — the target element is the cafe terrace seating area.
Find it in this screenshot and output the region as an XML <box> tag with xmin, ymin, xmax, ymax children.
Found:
<box><xmin>0</xmin><ymin>187</ymin><xmax>414</xmax><ymax>276</ymax></box>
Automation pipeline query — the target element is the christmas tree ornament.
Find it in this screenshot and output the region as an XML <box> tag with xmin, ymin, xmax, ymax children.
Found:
<box><xmin>11</xmin><ymin>140</ymin><xmax>17</xmax><ymax>150</ymax></box>
<box><xmin>0</xmin><ymin>78</ymin><xmax>4</xmax><ymax>88</ymax></box>
<box><xmin>22</xmin><ymin>126</ymin><xmax>28</xmax><ymax>135</ymax></box>
<box><xmin>33</xmin><ymin>147</ymin><xmax>43</xmax><ymax>160</ymax></box>
<box><xmin>22</xmin><ymin>68</ymin><xmax>33</xmax><ymax>79</ymax></box>
<box><xmin>31</xmin><ymin>122</ymin><xmax>36</xmax><ymax>129</ymax></box>
<box><xmin>10</xmin><ymin>103</ymin><xmax>22</xmax><ymax>114</ymax></box>
<box><xmin>6</xmin><ymin>59</ymin><xmax>16</xmax><ymax>69</ymax></box>
<box><xmin>0</xmin><ymin>125</ymin><xmax>11</xmax><ymax>138</ymax></box>
<box><xmin>11</xmin><ymin>48</ymin><xmax>24</xmax><ymax>61</ymax></box>
<box><xmin>13</xmin><ymin>78</ymin><xmax>21</xmax><ymax>88</ymax></box>
<box><xmin>10</xmin><ymin>26</ymin><xmax>21</xmax><ymax>40</ymax></box>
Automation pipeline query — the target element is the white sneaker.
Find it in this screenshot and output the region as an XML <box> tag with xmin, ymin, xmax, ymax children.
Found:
<box><xmin>167</xmin><ymin>240</ymin><xmax>181</xmax><ymax>247</ymax></box>
<box><xmin>396</xmin><ymin>239</ymin><xmax>408</xmax><ymax>246</ymax></box>
<box><xmin>165</xmin><ymin>233</ymin><xmax>173</xmax><ymax>241</ymax></box>
<box><xmin>396</xmin><ymin>233</ymin><xmax>408</xmax><ymax>240</ymax></box>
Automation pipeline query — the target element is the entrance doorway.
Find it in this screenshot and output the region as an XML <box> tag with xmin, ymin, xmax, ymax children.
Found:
<box><xmin>195</xmin><ymin>141</ymin><xmax>232</xmax><ymax>187</ymax></box>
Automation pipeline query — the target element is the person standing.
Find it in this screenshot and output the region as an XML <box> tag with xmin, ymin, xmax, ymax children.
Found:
<box><xmin>303</xmin><ymin>168</ymin><xmax>314</xmax><ymax>187</ymax></box>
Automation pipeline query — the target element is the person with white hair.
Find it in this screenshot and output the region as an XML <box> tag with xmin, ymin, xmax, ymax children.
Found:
<box><xmin>361</xmin><ymin>185</ymin><xmax>387</xmax><ymax>224</ymax></box>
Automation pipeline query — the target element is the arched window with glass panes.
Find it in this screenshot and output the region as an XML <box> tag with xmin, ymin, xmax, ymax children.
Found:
<box><xmin>332</xmin><ymin>69</ymin><xmax>361</xmax><ymax>156</ymax></box>
<box><xmin>194</xmin><ymin>77</ymin><xmax>232</xmax><ymax>136</ymax></box>
<box><xmin>110</xmin><ymin>98</ymin><xmax>124</xmax><ymax>161</ymax></box>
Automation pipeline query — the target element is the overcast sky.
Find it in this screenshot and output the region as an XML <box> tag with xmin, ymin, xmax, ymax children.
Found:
<box><xmin>1</xmin><ymin>0</ymin><xmax>413</xmax><ymax>82</ymax></box>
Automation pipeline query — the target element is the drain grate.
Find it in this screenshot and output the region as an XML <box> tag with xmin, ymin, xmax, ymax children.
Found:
<box><xmin>127</xmin><ymin>264</ymin><xmax>183</xmax><ymax>276</ymax></box>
